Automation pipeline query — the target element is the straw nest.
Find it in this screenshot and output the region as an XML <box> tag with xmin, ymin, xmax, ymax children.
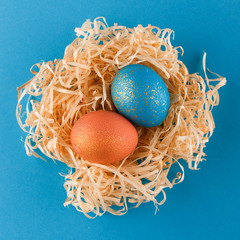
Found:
<box><xmin>16</xmin><ymin>17</ymin><xmax>226</xmax><ymax>217</ymax></box>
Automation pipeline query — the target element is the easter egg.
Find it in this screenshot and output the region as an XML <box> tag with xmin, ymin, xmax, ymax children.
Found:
<box><xmin>111</xmin><ymin>64</ymin><xmax>170</xmax><ymax>127</ymax></box>
<box><xmin>70</xmin><ymin>111</ymin><xmax>138</xmax><ymax>164</ymax></box>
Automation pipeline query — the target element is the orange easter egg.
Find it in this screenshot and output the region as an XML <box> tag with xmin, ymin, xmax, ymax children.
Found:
<box><xmin>70</xmin><ymin>111</ymin><xmax>138</xmax><ymax>164</ymax></box>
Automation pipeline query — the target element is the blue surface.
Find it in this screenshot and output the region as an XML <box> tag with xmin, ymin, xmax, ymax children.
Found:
<box><xmin>112</xmin><ymin>64</ymin><xmax>170</xmax><ymax>127</ymax></box>
<box><xmin>0</xmin><ymin>0</ymin><xmax>239</xmax><ymax>239</ymax></box>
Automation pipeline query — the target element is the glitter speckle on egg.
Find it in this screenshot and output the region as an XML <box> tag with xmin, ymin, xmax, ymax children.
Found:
<box><xmin>70</xmin><ymin>111</ymin><xmax>138</xmax><ymax>164</ymax></box>
<box><xmin>111</xmin><ymin>64</ymin><xmax>170</xmax><ymax>127</ymax></box>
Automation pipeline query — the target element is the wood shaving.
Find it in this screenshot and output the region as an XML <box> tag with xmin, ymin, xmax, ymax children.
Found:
<box><xmin>16</xmin><ymin>17</ymin><xmax>226</xmax><ymax>217</ymax></box>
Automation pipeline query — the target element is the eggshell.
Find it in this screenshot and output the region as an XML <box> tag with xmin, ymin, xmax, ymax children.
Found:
<box><xmin>111</xmin><ymin>64</ymin><xmax>170</xmax><ymax>127</ymax></box>
<box><xmin>70</xmin><ymin>111</ymin><xmax>138</xmax><ymax>164</ymax></box>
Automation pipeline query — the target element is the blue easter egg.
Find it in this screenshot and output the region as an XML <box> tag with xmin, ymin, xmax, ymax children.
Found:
<box><xmin>111</xmin><ymin>64</ymin><xmax>170</xmax><ymax>127</ymax></box>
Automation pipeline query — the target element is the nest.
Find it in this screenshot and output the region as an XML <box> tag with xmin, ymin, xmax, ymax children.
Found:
<box><xmin>16</xmin><ymin>17</ymin><xmax>226</xmax><ymax>218</ymax></box>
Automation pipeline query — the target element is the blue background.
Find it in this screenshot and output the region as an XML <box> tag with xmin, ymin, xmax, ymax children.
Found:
<box><xmin>0</xmin><ymin>0</ymin><xmax>239</xmax><ymax>239</ymax></box>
